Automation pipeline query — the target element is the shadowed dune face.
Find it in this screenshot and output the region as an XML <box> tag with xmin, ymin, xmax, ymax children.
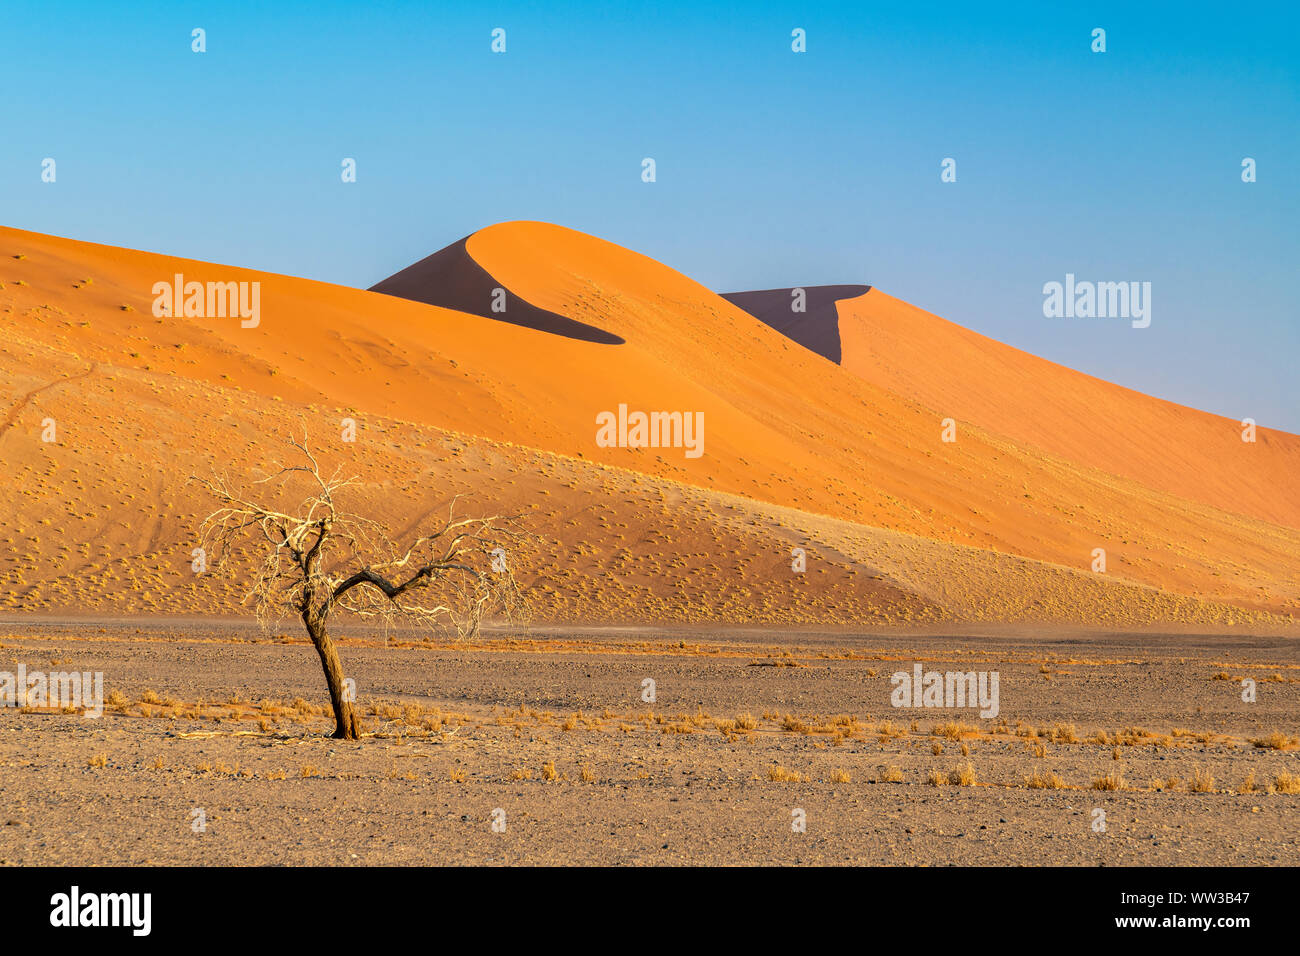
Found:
<box><xmin>368</xmin><ymin>236</ymin><xmax>624</xmax><ymax>345</ymax></box>
<box><xmin>1</xmin><ymin>221</ymin><xmax>1297</xmax><ymax>627</ymax></box>
<box><xmin>720</xmin><ymin>285</ymin><xmax>870</xmax><ymax>364</ymax></box>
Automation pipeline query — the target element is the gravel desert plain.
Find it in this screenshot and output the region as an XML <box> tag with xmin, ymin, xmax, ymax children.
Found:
<box><xmin>1</xmin><ymin>621</ymin><xmax>1299</xmax><ymax>866</ymax></box>
<box><xmin>2</xmin><ymin>221</ymin><xmax>1298</xmax><ymax>867</ymax></box>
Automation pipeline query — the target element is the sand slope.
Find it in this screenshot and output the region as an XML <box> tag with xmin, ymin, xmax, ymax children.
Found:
<box><xmin>834</xmin><ymin>288</ymin><xmax>1300</xmax><ymax>531</ymax></box>
<box><xmin>0</xmin><ymin>222</ymin><xmax>1296</xmax><ymax>626</ymax></box>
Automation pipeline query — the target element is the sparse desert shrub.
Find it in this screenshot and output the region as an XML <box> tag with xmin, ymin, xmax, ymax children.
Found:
<box><xmin>734</xmin><ymin>713</ymin><xmax>758</xmax><ymax>731</ymax></box>
<box><xmin>87</xmin><ymin>753</ymin><xmax>107</xmax><ymax>769</ymax></box>
<box><xmin>450</xmin><ymin>769</ymin><xmax>466</xmax><ymax>783</ymax></box>
<box><xmin>579</xmin><ymin>763</ymin><xmax>595</xmax><ymax>782</ymax></box>
<box><xmin>1188</xmin><ymin>767</ymin><xmax>1215</xmax><ymax>793</ymax></box>
<box><xmin>1236</xmin><ymin>771</ymin><xmax>1257</xmax><ymax>794</ymax></box>
<box><xmin>831</xmin><ymin>769</ymin><xmax>851</xmax><ymax>784</ymax></box>
<box><xmin>1026</xmin><ymin>770</ymin><xmax>1066</xmax><ymax>789</ymax></box>
<box><xmin>767</xmin><ymin>764</ymin><xmax>804</xmax><ymax>783</ymax></box>
<box><xmin>1091</xmin><ymin>772</ymin><xmax>1125</xmax><ymax>791</ymax></box>
<box><xmin>948</xmin><ymin>762</ymin><xmax>977</xmax><ymax>786</ymax></box>
<box><xmin>1051</xmin><ymin>723</ymin><xmax>1078</xmax><ymax>744</ymax></box>
<box><xmin>933</xmin><ymin>720</ymin><xmax>978</xmax><ymax>740</ymax></box>
<box><xmin>1251</xmin><ymin>731</ymin><xmax>1298</xmax><ymax>751</ymax></box>
<box><xmin>509</xmin><ymin>767</ymin><xmax>532</xmax><ymax>781</ymax></box>
<box><xmin>541</xmin><ymin>760</ymin><xmax>558</xmax><ymax>781</ymax></box>
<box><xmin>927</xmin><ymin>769</ymin><xmax>946</xmax><ymax>786</ymax></box>
<box><xmin>881</xmin><ymin>764</ymin><xmax>904</xmax><ymax>783</ymax></box>
<box><xmin>1272</xmin><ymin>772</ymin><xmax>1300</xmax><ymax>794</ymax></box>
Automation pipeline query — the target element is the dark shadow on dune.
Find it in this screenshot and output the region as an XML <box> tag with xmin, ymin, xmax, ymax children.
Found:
<box><xmin>721</xmin><ymin>285</ymin><xmax>870</xmax><ymax>364</ymax></box>
<box><xmin>368</xmin><ymin>237</ymin><xmax>624</xmax><ymax>345</ymax></box>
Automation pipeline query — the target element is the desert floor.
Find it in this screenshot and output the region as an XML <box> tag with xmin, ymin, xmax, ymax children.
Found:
<box><xmin>0</xmin><ymin>619</ymin><xmax>1297</xmax><ymax>866</ymax></box>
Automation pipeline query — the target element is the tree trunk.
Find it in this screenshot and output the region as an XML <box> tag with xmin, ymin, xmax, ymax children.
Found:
<box><xmin>302</xmin><ymin>610</ymin><xmax>361</xmax><ymax>740</ymax></box>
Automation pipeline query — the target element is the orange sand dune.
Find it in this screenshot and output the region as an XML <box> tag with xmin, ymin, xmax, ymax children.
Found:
<box><xmin>833</xmin><ymin>288</ymin><xmax>1300</xmax><ymax>531</ymax></box>
<box><xmin>0</xmin><ymin>221</ymin><xmax>1296</xmax><ymax>626</ymax></box>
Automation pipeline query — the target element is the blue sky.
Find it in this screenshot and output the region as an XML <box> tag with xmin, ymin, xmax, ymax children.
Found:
<box><xmin>3</xmin><ymin>1</ymin><xmax>1296</xmax><ymax>429</ymax></box>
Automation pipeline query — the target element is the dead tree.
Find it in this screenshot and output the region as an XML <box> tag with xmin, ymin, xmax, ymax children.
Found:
<box><xmin>191</xmin><ymin>436</ymin><xmax>522</xmax><ymax>739</ymax></box>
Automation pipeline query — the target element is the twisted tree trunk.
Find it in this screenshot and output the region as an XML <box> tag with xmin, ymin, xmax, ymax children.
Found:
<box><xmin>302</xmin><ymin>607</ymin><xmax>360</xmax><ymax>740</ymax></box>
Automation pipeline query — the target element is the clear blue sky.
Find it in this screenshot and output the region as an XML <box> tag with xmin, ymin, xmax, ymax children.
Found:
<box><xmin>3</xmin><ymin>1</ymin><xmax>1296</xmax><ymax>430</ymax></box>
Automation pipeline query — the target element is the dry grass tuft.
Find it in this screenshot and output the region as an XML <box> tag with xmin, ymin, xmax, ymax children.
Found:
<box><xmin>1051</xmin><ymin>723</ymin><xmax>1078</xmax><ymax>744</ymax></box>
<box><xmin>933</xmin><ymin>720</ymin><xmax>979</xmax><ymax>740</ymax></box>
<box><xmin>1026</xmin><ymin>770</ymin><xmax>1066</xmax><ymax>789</ymax></box>
<box><xmin>1091</xmin><ymin>772</ymin><xmax>1125</xmax><ymax>791</ymax></box>
<box><xmin>767</xmin><ymin>764</ymin><xmax>805</xmax><ymax>783</ymax></box>
<box><xmin>947</xmin><ymin>762</ymin><xmax>977</xmax><ymax>786</ymax></box>
<box><xmin>780</xmin><ymin>715</ymin><xmax>809</xmax><ymax>734</ymax></box>
<box><xmin>1272</xmin><ymin>772</ymin><xmax>1300</xmax><ymax>794</ymax></box>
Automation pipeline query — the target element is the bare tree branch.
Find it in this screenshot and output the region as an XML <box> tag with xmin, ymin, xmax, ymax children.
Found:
<box><xmin>189</xmin><ymin>433</ymin><xmax>525</xmax><ymax>737</ymax></box>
